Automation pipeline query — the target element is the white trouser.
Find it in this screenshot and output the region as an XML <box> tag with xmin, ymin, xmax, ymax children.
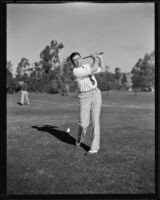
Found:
<box><xmin>78</xmin><ymin>88</ymin><xmax>102</xmax><ymax>150</ymax></box>
<box><xmin>21</xmin><ymin>90</ymin><xmax>30</xmax><ymax>105</ymax></box>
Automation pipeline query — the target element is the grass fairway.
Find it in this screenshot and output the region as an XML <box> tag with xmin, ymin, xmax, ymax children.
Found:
<box><xmin>7</xmin><ymin>91</ymin><xmax>155</xmax><ymax>194</ymax></box>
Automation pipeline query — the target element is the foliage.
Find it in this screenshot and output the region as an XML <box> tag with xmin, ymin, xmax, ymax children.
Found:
<box><xmin>40</xmin><ymin>40</ymin><xmax>64</xmax><ymax>73</ymax></box>
<box><xmin>131</xmin><ymin>51</ymin><xmax>155</xmax><ymax>92</ymax></box>
<box><xmin>121</xmin><ymin>73</ymin><xmax>128</xmax><ymax>89</ymax></box>
<box><xmin>7</xmin><ymin>61</ymin><xmax>13</xmax><ymax>74</ymax></box>
<box><xmin>62</xmin><ymin>58</ymin><xmax>77</xmax><ymax>92</ymax></box>
<box><xmin>114</xmin><ymin>67</ymin><xmax>121</xmax><ymax>89</ymax></box>
<box><xmin>7</xmin><ymin>69</ymin><xmax>16</xmax><ymax>93</ymax></box>
<box><xmin>95</xmin><ymin>71</ymin><xmax>117</xmax><ymax>91</ymax></box>
<box><xmin>7</xmin><ymin>61</ymin><xmax>17</xmax><ymax>93</ymax></box>
<box><xmin>16</xmin><ymin>58</ymin><xmax>30</xmax><ymax>79</ymax></box>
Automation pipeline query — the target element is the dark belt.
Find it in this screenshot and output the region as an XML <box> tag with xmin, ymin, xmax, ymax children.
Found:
<box><xmin>80</xmin><ymin>87</ymin><xmax>98</xmax><ymax>93</ymax></box>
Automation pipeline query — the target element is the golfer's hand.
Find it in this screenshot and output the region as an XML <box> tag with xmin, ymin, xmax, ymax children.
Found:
<box><xmin>90</xmin><ymin>53</ymin><xmax>98</xmax><ymax>61</ymax></box>
<box><xmin>97</xmin><ymin>54</ymin><xmax>103</xmax><ymax>61</ymax></box>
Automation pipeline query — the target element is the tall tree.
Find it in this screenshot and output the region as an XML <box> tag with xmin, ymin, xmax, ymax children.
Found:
<box><xmin>139</xmin><ymin>53</ymin><xmax>155</xmax><ymax>90</ymax></box>
<box><xmin>131</xmin><ymin>58</ymin><xmax>143</xmax><ymax>95</ymax></box>
<box><xmin>131</xmin><ymin>50</ymin><xmax>155</xmax><ymax>95</ymax></box>
<box><xmin>114</xmin><ymin>67</ymin><xmax>121</xmax><ymax>89</ymax></box>
<box><xmin>7</xmin><ymin>61</ymin><xmax>17</xmax><ymax>93</ymax></box>
<box><xmin>40</xmin><ymin>40</ymin><xmax>64</xmax><ymax>73</ymax></box>
<box><xmin>7</xmin><ymin>61</ymin><xmax>13</xmax><ymax>74</ymax></box>
<box><xmin>121</xmin><ymin>73</ymin><xmax>127</xmax><ymax>89</ymax></box>
<box><xmin>16</xmin><ymin>58</ymin><xmax>30</xmax><ymax>79</ymax></box>
<box><xmin>7</xmin><ymin>61</ymin><xmax>13</xmax><ymax>85</ymax></box>
<box><xmin>131</xmin><ymin>51</ymin><xmax>155</xmax><ymax>94</ymax></box>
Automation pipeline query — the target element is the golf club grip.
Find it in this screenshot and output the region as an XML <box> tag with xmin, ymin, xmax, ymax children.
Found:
<box><xmin>82</xmin><ymin>52</ymin><xmax>103</xmax><ymax>59</ymax></box>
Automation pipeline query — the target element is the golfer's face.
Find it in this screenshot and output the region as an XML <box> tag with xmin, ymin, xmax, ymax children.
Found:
<box><xmin>72</xmin><ymin>55</ymin><xmax>82</xmax><ymax>67</ymax></box>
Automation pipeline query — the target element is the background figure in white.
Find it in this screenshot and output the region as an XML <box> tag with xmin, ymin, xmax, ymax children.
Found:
<box><xmin>20</xmin><ymin>82</ymin><xmax>30</xmax><ymax>105</ymax></box>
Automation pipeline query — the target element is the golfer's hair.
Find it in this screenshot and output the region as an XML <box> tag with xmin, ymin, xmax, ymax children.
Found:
<box><xmin>70</xmin><ymin>52</ymin><xmax>81</xmax><ymax>63</ymax></box>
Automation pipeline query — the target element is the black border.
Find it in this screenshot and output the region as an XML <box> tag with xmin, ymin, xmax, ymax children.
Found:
<box><xmin>155</xmin><ymin>1</ymin><xmax>160</xmax><ymax>200</ymax></box>
<box><xmin>1</xmin><ymin>1</ymin><xmax>159</xmax><ymax>200</ymax></box>
<box><xmin>1</xmin><ymin>1</ymin><xmax>7</xmax><ymax>199</ymax></box>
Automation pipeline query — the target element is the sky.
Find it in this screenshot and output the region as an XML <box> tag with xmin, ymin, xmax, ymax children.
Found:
<box><xmin>7</xmin><ymin>2</ymin><xmax>154</xmax><ymax>75</ymax></box>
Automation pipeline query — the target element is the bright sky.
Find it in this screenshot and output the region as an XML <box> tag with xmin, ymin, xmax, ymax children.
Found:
<box><xmin>7</xmin><ymin>2</ymin><xmax>154</xmax><ymax>75</ymax></box>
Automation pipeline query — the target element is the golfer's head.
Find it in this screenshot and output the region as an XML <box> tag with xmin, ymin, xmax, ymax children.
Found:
<box><xmin>70</xmin><ymin>52</ymin><xmax>82</xmax><ymax>68</ymax></box>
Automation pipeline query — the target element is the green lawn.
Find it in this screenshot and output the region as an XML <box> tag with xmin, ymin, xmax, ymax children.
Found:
<box><xmin>7</xmin><ymin>90</ymin><xmax>155</xmax><ymax>194</ymax></box>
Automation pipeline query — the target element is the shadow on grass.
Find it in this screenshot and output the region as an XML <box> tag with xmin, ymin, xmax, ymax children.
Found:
<box><xmin>17</xmin><ymin>102</ymin><xmax>22</xmax><ymax>106</ymax></box>
<box><xmin>32</xmin><ymin>125</ymin><xmax>90</xmax><ymax>152</ymax></box>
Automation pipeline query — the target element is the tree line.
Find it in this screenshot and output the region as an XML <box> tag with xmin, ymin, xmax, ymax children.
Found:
<box><xmin>7</xmin><ymin>40</ymin><xmax>155</xmax><ymax>95</ymax></box>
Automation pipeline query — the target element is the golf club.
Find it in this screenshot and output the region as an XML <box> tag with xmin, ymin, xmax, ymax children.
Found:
<box><xmin>62</xmin><ymin>52</ymin><xmax>104</xmax><ymax>65</ymax></box>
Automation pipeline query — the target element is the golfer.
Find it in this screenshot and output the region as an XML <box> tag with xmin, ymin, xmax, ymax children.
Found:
<box><xmin>70</xmin><ymin>52</ymin><xmax>106</xmax><ymax>154</ymax></box>
<box><xmin>20</xmin><ymin>82</ymin><xmax>30</xmax><ymax>105</ymax></box>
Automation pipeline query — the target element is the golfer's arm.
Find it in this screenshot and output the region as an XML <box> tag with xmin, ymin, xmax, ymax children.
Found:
<box><xmin>98</xmin><ymin>58</ymin><xmax>106</xmax><ymax>72</ymax></box>
<box><xmin>90</xmin><ymin>59</ymin><xmax>99</xmax><ymax>74</ymax></box>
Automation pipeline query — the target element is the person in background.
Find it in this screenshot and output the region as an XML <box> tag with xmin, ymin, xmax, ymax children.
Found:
<box><xmin>63</xmin><ymin>83</ymin><xmax>70</xmax><ymax>96</ymax></box>
<box><xmin>20</xmin><ymin>82</ymin><xmax>30</xmax><ymax>105</ymax></box>
<box><xmin>70</xmin><ymin>52</ymin><xmax>106</xmax><ymax>155</ymax></box>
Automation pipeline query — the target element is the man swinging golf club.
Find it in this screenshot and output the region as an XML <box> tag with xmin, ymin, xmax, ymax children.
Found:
<box><xmin>70</xmin><ymin>51</ymin><xmax>106</xmax><ymax>155</ymax></box>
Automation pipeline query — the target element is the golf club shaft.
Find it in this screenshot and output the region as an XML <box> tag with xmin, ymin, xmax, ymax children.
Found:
<box><xmin>82</xmin><ymin>52</ymin><xmax>103</xmax><ymax>59</ymax></box>
<box><xmin>63</xmin><ymin>52</ymin><xmax>104</xmax><ymax>65</ymax></box>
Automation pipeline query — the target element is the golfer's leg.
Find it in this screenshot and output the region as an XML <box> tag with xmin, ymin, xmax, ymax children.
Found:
<box><xmin>90</xmin><ymin>90</ymin><xmax>102</xmax><ymax>150</ymax></box>
<box><xmin>26</xmin><ymin>92</ymin><xmax>30</xmax><ymax>104</ymax></box>
<box><xmin>24</xmin><ymin>92</ymin><xmax>27</xmax><ymax>104</ymax></box>
<box><xmin>21</xmin><ymin>91</ymin><xmax>24</xmax><ymax>105</ymax></box>
<box><xmin>78</xmin><ymin>97</ymin><xmax>91</xmax><ymax>143</ymax></box>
